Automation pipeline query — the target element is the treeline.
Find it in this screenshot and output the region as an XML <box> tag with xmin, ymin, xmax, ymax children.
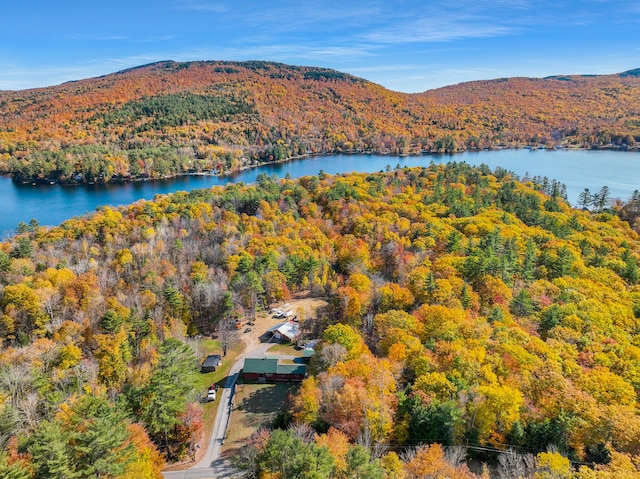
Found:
<box><xmin>8</xmin><ymin>144</ymin><xmax>200</xmax><ymax>184</ymax></box>
<box><xmin>0</xmin><ymin>164</ymin><xmax>640</xmax><ymax>477</ymax></box>
<box><xmin>3</xmin><ymin>60</ymin><xmax>640</xmax><ymax>181</ymax></box>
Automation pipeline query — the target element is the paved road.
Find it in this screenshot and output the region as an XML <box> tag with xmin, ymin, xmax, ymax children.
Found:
<box><xmin>163</xmin><ymin>343</ymin><xmax>274</xmax><ymax>479</ymax></box>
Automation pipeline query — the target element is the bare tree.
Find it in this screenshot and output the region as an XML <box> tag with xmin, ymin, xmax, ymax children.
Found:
<box><xmin>498</xmin><ymin>448</ymin><xmax>536</xmax><ymax>479</ymax></box>
<box><xmin>16</xmin><ymin>391</ymin><xmax>42</xmax><ymax>434</ymax></box>
<box><xmin>445</xmin><ymin>445</ymin><xmax>468</xmax><ymax>468</ymax></box>
<box><xmin>0</xmin><ymin>364</ymin><xmax>32</xmax><ymax>405</ymax></box>
<box><xmin>357</xmin><ymin>414</ymin><xmax>388</xmax><ymax>459</ymax></box>
<box><xmin>313</xmin><ymin>343</ymin><xmax>347</xmax><ymax>372</ymax></box>
<box><xmin>288</xmin><ymin>421</ymin><xmax>317</xmax><ymax>444</ymax></box>
<box><xmin>232</xmin><ymin>428</ymin><xmax>271</xmax><ymax>479</ymax></box>
<box><xmin>218</xmin><ymin>316</ymin><xmax>239</xmax><ymax>357</ymax></box>
<box><xmin>398</xmin><ymin>446</ymin><xmax>417</xmax><ymax>464</ymax></box>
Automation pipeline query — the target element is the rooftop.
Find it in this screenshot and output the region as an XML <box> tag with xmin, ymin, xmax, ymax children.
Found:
<box><xmin>243</xmin><ymin>357</ymin><xmax>306</xmax><ymax>376</ymax></box>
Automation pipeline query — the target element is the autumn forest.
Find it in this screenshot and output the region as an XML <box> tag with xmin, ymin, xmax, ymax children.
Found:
<box><xmin>1</xmin><ymin>61</ymin><xmax>640</xmax><ymax>184</ymax></box>
<box><xmin>1</xmin><ymin>62</ymin><xmax>640</xmax><ymax>479</ymax></box>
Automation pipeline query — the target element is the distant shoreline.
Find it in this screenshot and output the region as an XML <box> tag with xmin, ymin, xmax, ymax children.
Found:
<box><xmin>6</xmin><ymin>143</ymin><xmax>639</xmax><ymax>187</ymax></box>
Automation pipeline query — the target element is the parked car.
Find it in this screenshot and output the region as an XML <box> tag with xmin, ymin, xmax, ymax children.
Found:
<box><xmin>206</xmin><ymin>388</ymin><xmax>217</xmax><ymax>402</ymax></box>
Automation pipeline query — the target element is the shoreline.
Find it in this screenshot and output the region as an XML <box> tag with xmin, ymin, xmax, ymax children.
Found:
<box><xmin>6</xmin><ymin>143</ymin><xmax>640</xmax><ymax>187</ymax></box>
<box><xmin>3</xmin><ymin>148</ymin><xmax>640</xmax><ymax>239</ymax></box>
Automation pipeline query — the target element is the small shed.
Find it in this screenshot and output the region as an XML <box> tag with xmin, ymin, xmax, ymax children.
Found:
<box><xmin>201</xmin><ymin>354</ymin><xmax>222</xmax><ymax>373</ymax></box>
<box><xmin>242</xmin><ymin>357</ymin><xmax>306</xmax><ymax>382</ymax></box>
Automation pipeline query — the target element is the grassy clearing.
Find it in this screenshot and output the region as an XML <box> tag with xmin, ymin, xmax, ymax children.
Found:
<box><xmin>265</xmin><ymin>342</ymin><xmax>303</xmax><ymax>356</ymax></box>
<box><xmin>192</xmin><ymin>338</ymin><xmax>244</xmax><ymax>392</ymax></box>
<box><xmin>222</xmin><ymin>382</ymin><xmax>297</xmax><ymax>457</ymax></box>
<box><xmin>193</xmin><ymin>339</ymin><xmax>245</xmax><ymax>451</ymax></box>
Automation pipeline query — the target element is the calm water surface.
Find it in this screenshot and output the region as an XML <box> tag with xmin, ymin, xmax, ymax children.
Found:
<box><xmin>1</xmin><ymin>149</ymin><xmax>639</xmax><ymax>238</ymax></box>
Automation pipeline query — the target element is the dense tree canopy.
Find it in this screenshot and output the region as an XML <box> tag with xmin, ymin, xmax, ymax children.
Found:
<box><xmin>0</xmin><ymin>163</ymin><xmax>639</xmax><ymax>476</ymax></box>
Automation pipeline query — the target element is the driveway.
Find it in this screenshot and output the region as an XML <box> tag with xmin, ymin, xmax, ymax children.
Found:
<box><xmin>162</xmin><ymin>297</ymin><xmax>327</xmax><ymax>479</ymax></box>
<box><xmin>162</xmin><ymin>343</ymin><xmax>274</xmax><ymax>479</ymax></box>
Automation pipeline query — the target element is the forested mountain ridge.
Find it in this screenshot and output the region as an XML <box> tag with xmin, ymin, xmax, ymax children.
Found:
<box><xmin>1</xmin><ymin>60</ymin><xmax>640</xmax><ymax>183</ymax></box>
<box><xmin>1</xmin><ymin>164</ymin><xmax>640</xmax><ymax>477</ymax></box>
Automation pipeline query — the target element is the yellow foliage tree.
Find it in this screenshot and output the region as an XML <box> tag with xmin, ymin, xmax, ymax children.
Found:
<box><xmin>378</xmin><ymin>283</ymin><xmax>415</xmax><ymax>312</ymax></box>
<box><xmin>291</xmin><ymin>376</ymin><xmax>321</xmax><ymax>425</ymax></box>
<box><xmin>468</xmin><ymin>383</ymin><xmax>524</xmax><ymax>445</ymax></box>
<box><xmin>534</xmin><ymin>451</ymin><xmax>571</xmax><ymax>479</ymax></box>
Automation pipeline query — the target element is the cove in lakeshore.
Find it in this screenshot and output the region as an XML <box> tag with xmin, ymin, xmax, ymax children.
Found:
<box><xmin>1</xmin><ymin>149</ymin><xmax>639</xmax><ymax>239</ymax></box>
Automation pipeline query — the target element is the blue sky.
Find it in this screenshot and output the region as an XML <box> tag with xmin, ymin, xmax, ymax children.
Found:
<box><xmin>2</xmin><ymin>0</ymin><xmax>639</xmax><ymax>93</ymax></box>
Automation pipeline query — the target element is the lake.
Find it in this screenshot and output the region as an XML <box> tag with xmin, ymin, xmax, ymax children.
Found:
<box><xmin>1</xmin><ymin>149</ymin><xmax>639</xmax><ymax>238</ymax></box>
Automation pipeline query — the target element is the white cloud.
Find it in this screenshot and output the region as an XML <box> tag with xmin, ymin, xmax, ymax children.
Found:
<box><xmin>363</xmin><ymin>14</ymin><xmax>518</xmax><ymax>44</ymax></box>
<box><xmin>173</xmin><ymin>0</ymin><xmax>228</xmax><ymax>12</ymax></box>
<box><xmin>0</xmin><ymin>64</ymin><xmax>107</xmax><ymax>90</ymax></box>
<box><xmin>0</xmin><ymin>41</ymin><xmax>373</xmax><ymax>90</ymax></box>
<box><xmin>357</xmin><ymin>65</ymin><xmax>506</xmax><ymax>93</ymax></box>
<box><xmin>170</xmin><ymin>42</ymin><xmax>374</xmax><ymax>64</ymax></box>
<box><xmin>59</xmin><ymin>34</ymin><xmax>130</xmax><ymax>41</ymax></box>
<box><xmin>57</xmin><ymin>34</ymin><xmax>176</xmax><ymax>43</ymax></box>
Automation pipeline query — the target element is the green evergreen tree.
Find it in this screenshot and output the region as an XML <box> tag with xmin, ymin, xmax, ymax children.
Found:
<box><xmin>10</xmin><ymin>237</ymin><xmax>33</xmax><ymax>259</ymax></box>
<box><xmin>551</xmin><ymin>246</ymin><xmax>575</xmax><ymax>278</ymax></box>
<box><xmin>28</xmin><ymin>420</ymin><xmax>80</xmax><ymax>479</ymax></box>
<box><xmin>406</xmin><ymin>395</ymin><xmax>461</xmax><ymax>445</ymax></box>
<box><xmin>594</xmin><ymin>185</ymin><xmax>610</xmax><ymax>211</ymax></box>
<box><xmin>29</xmin><ymin>395</ymin><xmax>136</xmax><ymax>478</ymax></box>
<box><xmin>510</xmin><ymin>290</ymin><xmax>535</xmax><ymax>317</ymax></box>
<box><xmin>64</xmin><ymin>395</ymin><xmax>134</xmax><ymax>478</ymax></box>
<box><xmin>141</xmin><ymin>338</ymin><xmax>197</xmax><ymax>447</ymax></box>
<box><xmin>0</xmin><ymin>250</ymin><xmax>10</xmax><ymax>273</ymax></box>
<box><xmin>345</xmin><ymin>445</ymin><xmax>385</xmax><ymax>479</ymax></box>
<box><xmin>256</xmin><ymin>429</ymin><xmax>334</xmax><ymax>479</ymax></box>
<box><xmin>521</xmin><ymin>239</ymin><xmax>537</xmax><ymax>281</ymax></box>
<box><xmin>460</xmin><ymin>283</ymin><xmax>471</xmax><ymax>309</ymax></box>
<box><xmin>577</xmin><ymin>188</ymin><xmax>592</xmax><ymax>209</ymax></box>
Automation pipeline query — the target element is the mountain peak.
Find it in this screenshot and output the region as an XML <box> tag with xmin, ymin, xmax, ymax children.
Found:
<box><xmin>620</xmin><ymin>68</ymin><xmax>640</xmax><ymax>78</ymax></box>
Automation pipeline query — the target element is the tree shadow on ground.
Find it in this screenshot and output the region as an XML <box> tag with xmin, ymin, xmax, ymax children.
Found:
<box><xmin>239</xmin><ymin>383</ymin><xmax>296</xmax><ymax>415</ymax></box>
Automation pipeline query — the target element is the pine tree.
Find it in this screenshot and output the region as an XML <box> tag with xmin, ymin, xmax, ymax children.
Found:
<box><xmin>594</xmin><ymin>185</ymin><xmax>610</xmax><ymax>211</ymax></box>
<box><xmin>28</xmin><ymin>420</ymin><xmax>80</xmax><ymax>479</ymax></box>
<box><xmin>521</xmin><ymin>240</ymin><xmax>537</xmax><ymax>281</ymax></box>
<box><xmin>255</xmin><ymin>429</ymin><xmax>334</xmax><ymax>479</ymax></box>
<box><xmin>510</xmin><ymin>290</ymin><xmax>535</xmax><ymax>317</ymax></box>
<box><xmin>460</xmin><ymin>283</ymin><xmax>471</xmax><ymax>309</ymax></box>
<box><xmin>141</xmin><ymin>338</ymin><xmax>197</xmax><ymax>448</ymax></box>
<box><xmin>64</xmin><ymin>395</ymin><xmax>135</xmax><ymax>478</ymax></box>
<box><xmin>577</xmin><ymin>188</ymin><xmax>592</xmax><ymax>209</ymax></box>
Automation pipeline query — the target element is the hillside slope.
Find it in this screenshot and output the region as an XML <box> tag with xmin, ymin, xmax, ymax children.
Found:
<box><xmin>1</xmin><ymin>165</ymin><xmax>639</xmax><ymax>476</ymax></box>
<box><xmin>1</xmin><ymin>61</ymin><xmax>640</xmax><ymax>183</ymax></box>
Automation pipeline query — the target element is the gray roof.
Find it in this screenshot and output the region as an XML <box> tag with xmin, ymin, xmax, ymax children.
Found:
<box><xmin>267</xmin><ymin>321</ymin><xmax>301</xmax><ymax>340</ymax></box>
<box><xmin>202</xmin><ymin>354</ymin><xmax>222</xmax><ymax>367</ymax></box>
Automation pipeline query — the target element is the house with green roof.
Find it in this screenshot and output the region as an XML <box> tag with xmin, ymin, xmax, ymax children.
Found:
<box><xmin>242</xmin><ymin>357</ymin><xmax>307</xmax><ymax>382</ymax></box>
